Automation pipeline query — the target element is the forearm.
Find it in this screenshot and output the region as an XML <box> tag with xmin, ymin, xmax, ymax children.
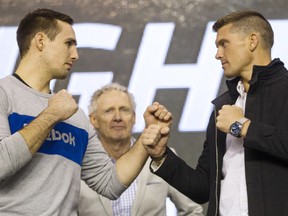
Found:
<box><xmin>19</xmin><ymin>109</ymin><xmax>60</xmax><ymax>154</ymax></box>
<box><xmin>0</xmin><ymin>133</ymin><xmax>32</xmax><ymax>179</ymax></box>
<box><xmin>116</xmin><ymin>135</ymin><xmax>149</xmax><ymax>186</ymax></box>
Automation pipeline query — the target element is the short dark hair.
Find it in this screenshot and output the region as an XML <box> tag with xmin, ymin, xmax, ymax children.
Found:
<box><xmin>212</xmin><ymin>10</ymin><xmax>274</xmax><ymax>49</ymax></box>
<box><xmin>16</xmin><ymin>8</ymin><xmax>74</xmax><ymax>57</ymax></box>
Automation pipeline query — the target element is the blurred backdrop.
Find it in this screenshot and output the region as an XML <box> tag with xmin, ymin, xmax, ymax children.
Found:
<box><xmin>1</xmin><ymin>0</ymin><xmax>288</xmax><ymax>214</ymax></box>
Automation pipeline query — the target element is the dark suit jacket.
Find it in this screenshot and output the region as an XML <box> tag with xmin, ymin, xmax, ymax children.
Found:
<box><xmin>153</xmin><ymin>59</ymin><xmax>288</xmax><ymax>216</ymax></box>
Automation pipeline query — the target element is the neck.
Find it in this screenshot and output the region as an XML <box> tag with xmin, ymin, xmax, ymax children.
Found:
<box><xmin>100</xmin><ymin>137</ymin><xmax>132</xmax><ymax>161</ymax></box>
<box><xmin>15</xmin><ymin>59</ymin><xmax>51</xmax><ymax>93</ymax></box>
<box><xmin>241</xmin><ymin>54</ymin><xmax>272</xmax><ymax>92</ymax></box>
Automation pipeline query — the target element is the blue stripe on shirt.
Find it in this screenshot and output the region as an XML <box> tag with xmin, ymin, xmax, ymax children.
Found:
<box><xmin>8</xmin><ymin>112</ymin><xmax>88</xmax><ymax>165</ymax></box>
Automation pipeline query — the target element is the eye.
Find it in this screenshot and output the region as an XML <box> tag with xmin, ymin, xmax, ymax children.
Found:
<box><xmin>217</xmin><ymin>40</ymin><xmax>228</xmax><ymax>49</ymax></box>
<box><xmin>221</xmin><ymin>41</ymin><xmax>228</xmax><ymax>48</ymax></box>
<box><xmin>121</xmin><ymin>107</ymin><xmax>132</xmax><ymax>114</ymax></box>
<box><xmin>66</xmin><ymin>40</ymin><xmax>77</xmax><ymax>47</ymax></box>
<box><xmin>66</xmin><ymin>41</ymin><xmax>73</xmax><ymax>47</ymax></box>
<box><xmin>105</xmin><ymin>108</ymin><xmax>113</xmax><ymax>114</ymax></box>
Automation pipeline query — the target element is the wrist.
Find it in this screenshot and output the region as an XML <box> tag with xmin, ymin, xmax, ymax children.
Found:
<box><xmin>150</xmin><ymin>148</ymin><xmax>168</xmax><ymax>162</ymax></box>
<box><xmin>229</xmin><ymin>117</ymin><xmax>249</xmax><ymax>138</ymax></box>
<box><xmin>241</xmin><ymin>119</ymin><xmax>251</xmax><ymax>137</ymax></box>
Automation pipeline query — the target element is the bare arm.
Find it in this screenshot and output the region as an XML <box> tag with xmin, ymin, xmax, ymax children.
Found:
<box><xmin>116</xmin><ymin>102</ymin><xmax>172</xmax><ymax>186</ymax></box>
<box><xmin>19</xmin><ymin>89</ymin><xmax>78</xmax><ymax>154</ymax></box>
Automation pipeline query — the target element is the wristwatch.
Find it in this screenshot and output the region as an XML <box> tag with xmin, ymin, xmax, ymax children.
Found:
<box><xmin>229</xmin><ymin>117</ymin><xmax>249</xmax><ymax>138</ymax></box>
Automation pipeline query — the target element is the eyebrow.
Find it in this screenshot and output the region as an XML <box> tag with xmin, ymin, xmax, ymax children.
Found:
<box><xmin>215</xmin><ymin>38</ymin><xmax>228</xmax><ymax>47</ymax></box>
<box><xmin>66</xmin><ymin>38</ymin><xmax>77</xmax><ymax>46</ymax></box>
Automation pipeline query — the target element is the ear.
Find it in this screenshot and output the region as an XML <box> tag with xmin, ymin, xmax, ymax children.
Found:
<box><xmin>249</xmin><ymin>33</ymin><xmax>259</xmax><ymax>51</ymax></box>
<box><xmin>89</xmin><ymin>114</ymin><xmax>99</xmax><ymax>129</ymax></box>
<box><xmin>132</xmin><ymin>111</ymin><xmax>136</xmax><ymax>126</ymax></box>
<box><xmin>34</xmin><ymin>32</ymin><xmax>45</xmax><ymax>51</ymax></box>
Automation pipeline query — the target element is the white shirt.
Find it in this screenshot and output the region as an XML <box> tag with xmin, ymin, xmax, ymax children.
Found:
<box><xmin>219</xmin><ymin>80</ymin><xmax>249</xmax><ymax>216</ymax></box>
<box><xmin>111</xmin><ymin>139</ymin><xmax>137</xmax><ymax>216</ymax></box>
<box><xmin>111</xmin><ymin>178</ymin><xmax>137</xmax><ymax>216</ymax></box>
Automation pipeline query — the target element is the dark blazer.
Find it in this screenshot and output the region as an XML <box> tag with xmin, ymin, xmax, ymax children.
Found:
<box><xmin>153</xmin><ymin>59</ymin><xmax>288</xmax><ymax>216</ymax></box>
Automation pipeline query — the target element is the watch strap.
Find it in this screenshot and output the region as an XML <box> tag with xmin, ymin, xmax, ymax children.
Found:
<box><xmin>238</xmin><ymin>117</ymin><xmax>249</xmax><ymax>125</ymax></box>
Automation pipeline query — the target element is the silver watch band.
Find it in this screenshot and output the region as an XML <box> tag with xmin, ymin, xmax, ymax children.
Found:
<box><xmin>238</xmin><ymin>117</ymin><xmax>249</xmax><ymax>125</ymax></box>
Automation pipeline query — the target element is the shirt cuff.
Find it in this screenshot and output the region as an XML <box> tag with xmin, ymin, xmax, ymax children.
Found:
<box><xmin>150</xmin><ymin>159</ymin><xmax>165</xmax><ymax>172</ymax></box>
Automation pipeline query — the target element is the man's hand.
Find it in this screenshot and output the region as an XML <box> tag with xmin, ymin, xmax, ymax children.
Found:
<box><xmin>216</xmin><ymin>105</ymin><xmax>245</xmax><ymax>133</ymax></box>
<box><xmin>143</xmin><ymin>102</ymin><xmax>173</xmax><ymax>128</ymax></box>
<box><xmin>115</xmin><ymin>102</ymin><xmax>172</xmax><ymax>185</ymax></box>
<box><xmin>46</xmin><ymin>89</ymin><xmax>78</xmax><ymax>122</ymax></box>
<box><xmin>142</xmin><ymin>102</ymin><xmax>172</xmax><ymax>162</ymax></box>
<box><xmin>142</xmin><ymin>124</ymin><xmax>170</xmax><ymax>159</ymax></box>
<box><xmin>19</xmin><ymin>89</ymin><xmax>78</xmax><ymax>155</ymax></box>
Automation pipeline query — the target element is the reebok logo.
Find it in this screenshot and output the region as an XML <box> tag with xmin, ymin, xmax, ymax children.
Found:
<box><xmin>46</xmin><ymin>129</ymin><xmax>76</xmax><ymax>146</ymax></box>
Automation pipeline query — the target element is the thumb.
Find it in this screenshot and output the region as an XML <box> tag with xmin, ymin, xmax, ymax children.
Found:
<box><xmin>160</xmin><ymin>127</ymin><xmax>170</xmax><ymax>135</ymax></box>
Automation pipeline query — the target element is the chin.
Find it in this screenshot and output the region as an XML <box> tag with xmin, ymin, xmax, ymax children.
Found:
<box><xmin>113</xmin><ymin>134</ymin><xmax>127</xmax><ymax>140</ymax></box>
<box><xmin>224</xmin><ymin>72</ymin><xmax>237</xmax><ymax>79</ymax></box>
<box><xmin>55</xmin><ymin>72</ymin><xmax>68</xmax><ymax>80</ymax></box>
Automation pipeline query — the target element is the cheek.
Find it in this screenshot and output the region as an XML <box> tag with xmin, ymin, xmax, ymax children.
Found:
<box><xmin>230</xmin><ymin>44</ymin><xmax>248</xmax><ymax>60</ymax></box>
<box><xmin>97</xmin><ymin>119</ymin><xmax>109</xmax><ymax>128</ymax></box>
<box><xmin>233</xmin><ymin>53</ymin><xmax>250</xmax><ymax>69</ymax></box>
<box><xmin>93</xmin><ymin>117</ymin><xmax>107</xmax><ymax>129</ymax></box>
<box><xmin>97</xmin><ymin>124</ymin><xmax>110</xmax><ymax>135</ymax></box>
<box><xmin>127</xmin><ymin>119</ymin><xmax>135</xmax><ymax>130</ymax></box>
<box><xmin>227</xmin><ymin>49</ymin><xmax>243</xmax><ymax>66</ymax></box>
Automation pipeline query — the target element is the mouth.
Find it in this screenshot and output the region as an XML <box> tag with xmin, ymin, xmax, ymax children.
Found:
<box><xmin>65</xmin><ymin>63</ymin><xmax>73</xmax><ymax>70</ymax></box>
<box><xmin>111</xmin><ymin>126</ymin><xmax>125</xmax><ymax>130</ymax></box>
<box><xmin>221</xmin><ymin>61</ymin><xmax>228</xmax><ymax>69</ymax></box>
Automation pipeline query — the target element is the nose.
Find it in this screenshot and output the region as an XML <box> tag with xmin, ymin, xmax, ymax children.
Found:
<box><xmin>113</xmin><ymin>110</ymin><xmax>121</xmax><ymax>121</ymax></box>
<box><xmin>71</xmin><ymin>46</ymin><xmax>79</xmax><ymax>61</ymax></box>
<box><xmin>215</xmin><ymin>48</ymin><xmax>222</xmax><ymax>60</ymax></box>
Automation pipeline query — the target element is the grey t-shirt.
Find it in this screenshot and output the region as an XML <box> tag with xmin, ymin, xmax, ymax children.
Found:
<box><xmin>0</xmin><ymin>75</ymin><xmax>126</xmax><ymax>216</ymax></box>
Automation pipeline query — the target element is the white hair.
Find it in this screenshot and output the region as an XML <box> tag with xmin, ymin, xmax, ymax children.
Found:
<box><xmin>88</xmin><ymin>83</ymin><xmax>136</xmax><ymax>115</ymax></box>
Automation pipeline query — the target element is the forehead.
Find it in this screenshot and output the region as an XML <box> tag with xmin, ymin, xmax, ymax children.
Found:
<box><xmin>215</xmin><ymin>24</ymin><xmax>241</xmax><ymax>44</ymax></box>
<box><xmin>97</xmin><ymin>90</ymin><xmax>132</xmax><ymax>106</ymax></box>
<box><xmin>216</xmin><ymin>24</ymin><xmax>232</xmax><ymax>39</ymax></box>
<box><xmin>55</xmin><ymin>20</ymin><xmax>77</xmax><ymax>40</ymax></box>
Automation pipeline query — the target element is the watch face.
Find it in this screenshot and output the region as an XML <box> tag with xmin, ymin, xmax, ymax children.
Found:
<box><xmin>230</xmin><ymin>122</ymin><xmax>242</xmax><ymax>138</ymax></box>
